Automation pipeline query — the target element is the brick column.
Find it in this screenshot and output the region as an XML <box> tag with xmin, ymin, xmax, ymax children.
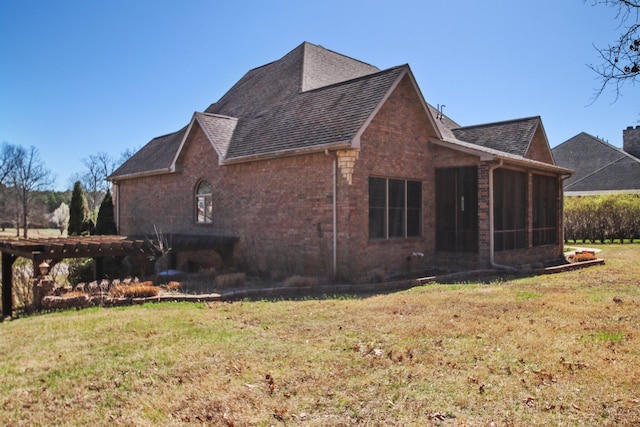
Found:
<box><xmin>477</xmin><ymin>164</ymin><xmax>491</xmax><ymax>266</ymax></box>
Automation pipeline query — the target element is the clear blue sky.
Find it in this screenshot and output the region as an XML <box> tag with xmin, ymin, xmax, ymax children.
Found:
<box><xmin>1</xmin><ymin>0</ymin><xmax>638</xmax><ymax>191</ymax></box>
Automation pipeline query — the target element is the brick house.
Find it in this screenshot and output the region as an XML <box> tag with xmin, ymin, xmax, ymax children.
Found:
<box><xmin>552</xmin><ymin>127</ymin><xmax>640</xmax><ymax>195</ymax></box>
<box><xmin>109</xmin><ymin>42</ymin><xmax>572</xmax><ymax>280</ymax></box>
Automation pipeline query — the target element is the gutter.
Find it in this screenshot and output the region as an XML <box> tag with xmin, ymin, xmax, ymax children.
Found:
<box><xmin>221</xmin><ymin>141</ymin><xmax>352</xmax><ymax>166</ymax></box>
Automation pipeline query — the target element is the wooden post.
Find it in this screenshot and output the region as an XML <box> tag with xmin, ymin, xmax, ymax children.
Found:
<box><xmin>2</xmin><ymin>252</ymin><xmax>17</xmax><ymax>319</ymax></box>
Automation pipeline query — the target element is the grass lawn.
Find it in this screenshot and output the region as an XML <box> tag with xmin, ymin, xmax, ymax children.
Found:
<box><xmin>0</xmin><ymin>228</ymin><xmax>65</xmax><ymax>239</ymax></box>
<box><xmin>1</xmin><ymin>244</ymin><xmax>639</xmax><ymax>425</ymax></box>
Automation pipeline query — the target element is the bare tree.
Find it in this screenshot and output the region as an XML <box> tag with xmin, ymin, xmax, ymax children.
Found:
<box><xmin>588</xmin><ymin>0</ymin><xmax>640</xmax><ymax>101</ymax></box>
<box><xmin>11</xmin><ymin>146</ymin><xmax>54</xmax><ymax>238</ymax></box>
<box><xmin>75</xmin><ymin>152</ymin><xmax>118</xmax><ymax>212</ymax></box>
<box><xmin>1</xmin><ymin>142</ymin><xmax>19</xmax><ymax>185</ymax></box>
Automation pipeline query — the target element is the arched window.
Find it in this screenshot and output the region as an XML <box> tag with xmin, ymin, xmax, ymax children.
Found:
<box><xmin>196</xmin><ymin>180</ymin><xmax>212</xmax><ymax>223</ymax></box>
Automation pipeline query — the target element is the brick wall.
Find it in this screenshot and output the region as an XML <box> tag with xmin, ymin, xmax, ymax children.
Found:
<box><xmin>117</xmin><ymin>124</ymin><xmax>336</xmax><ymax>278</ymax></box>
<box><xmin>526</xmin><ymin>125</ymin><xmax>555</xmax><ymax>164</ymax></box>
<box><xmin>116</xmin><ymin>74</ymin><xmax>564</xmax><ymax>280</ymax></box>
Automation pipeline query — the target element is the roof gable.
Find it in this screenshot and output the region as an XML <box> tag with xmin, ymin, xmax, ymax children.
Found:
<box><xmin>552</xmin><ymin>133</ymin><xmax>627</xmax><ymax>186</ymax></box>
<box><xmin>553</xmin><ymin>132</ymin><xmax>640</xmax><ymax>192</ymax></box>
<box><xmin>109</xmin><ymin>127</ymin><xmax>186</xmax><ymax>179</ymax></box>
<box><xmin>565</xmin><ymin>155</ymin><xmax>640</xmax><ymax>193</ymax></box>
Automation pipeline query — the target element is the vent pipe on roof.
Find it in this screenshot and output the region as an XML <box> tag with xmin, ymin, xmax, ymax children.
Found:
<box><xmin>436</xmin><ymin>104</ymin><xmax>446</xmax><ymax>121</ymax></box>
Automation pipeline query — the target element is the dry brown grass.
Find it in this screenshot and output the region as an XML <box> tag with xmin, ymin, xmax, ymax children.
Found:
<box><xmin>0</xmin><ymin>244</ymin><xmax>639</xmax><ymax>425</ymax></box>
<box><xmin>111</xmin><ymin>282</ymin><xmax>160</xmax><ymax>298</ymax></box>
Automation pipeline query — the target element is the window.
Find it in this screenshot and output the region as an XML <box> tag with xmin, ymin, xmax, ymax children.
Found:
<box><xmin>369</xmin><ymin>177</ymin><xmax>422</xmax><ymax>239</ymax></box>
<box><xmin>494</xmin><ymin>169</ymin><xmax>527</xmax><ymax>251</ymax></box>
<box><xmin>532</xmin><ymin>174</ymin><xmax>558</xmax><ymax>246</ymax></box>
<box><xmin>196</xmin><ymin>180</ymin><xmax>213</xmax><ymax>223</ymax></box>
<box><xmin>435</xmin><ymin>167</ymin><xmax>478</xmax><ymax>252</ymax></box>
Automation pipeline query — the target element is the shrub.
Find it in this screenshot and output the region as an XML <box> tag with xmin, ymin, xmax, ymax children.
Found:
<box><xmin>165</xmin><ymin>281</ymin><xmax>182</xmax><ymax>291</ymax></box>
<box><xmin>568</xmin><ymin>250</ymin><xmax>597</xmax><ymax>263</ymax></box>
<box><xmin>67</xmin><ymin>258</ymin><xmax>94</xmax><ymax>285</ymax></box>
<box><xmin>111</xmin><ymin>282</ymin><xmax>160</xmax><ymax>298</ymax></box>
<box><xmin>214</xmin><ymin>273</ymin><xmax>246</xmax><ymax>289</ymax></box>
<box><xmin>11</xmin><ymin>259</ymin><xmax>34</xmax><ymax>311</ymax></box>
<box><xmin>564</xmin><ymin>194</ymin><xmax>640</xmax><ymax>243</ymax></box>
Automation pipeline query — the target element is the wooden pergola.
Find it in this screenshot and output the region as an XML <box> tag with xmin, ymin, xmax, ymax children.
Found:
<box><xmin>0</xmin><ymin>234</ymin><xmax>238</xmax><ymax>318</ymax></box>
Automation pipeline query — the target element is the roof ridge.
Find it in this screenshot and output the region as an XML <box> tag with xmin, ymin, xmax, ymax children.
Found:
<box><xmin>196</xmin><ymin>111</ymin><xmax>238</xmax><ymax>121</ymax></box>
<box><xmin>302</xmin><ymin>64</ymin><xmax>407</xmax><ymax>94</ymax></box>
<box><xmin>210</xmin><ymin>43</ymin><xmax>305</xmax><ymax>111</ymax></box>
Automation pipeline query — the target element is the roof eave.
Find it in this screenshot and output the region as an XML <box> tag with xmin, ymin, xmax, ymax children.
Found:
<box><xmin>108</xmin><ymin>167</ymin><xmax>174</xmax><ymax>183</ymax></box>
<box><xmin>221</xmin><ymin>141</ymin><xmax>353</xmax><ymax>165</ymax></box>
<box><xmin>430</xmin><ymin>137</ymin><xmax>495</xmax><ymax>161</ymax></box>
<box><xmin>431</xmin><ymin>137</ymin><xmax>574</xmax><ymax>175</ymax></box>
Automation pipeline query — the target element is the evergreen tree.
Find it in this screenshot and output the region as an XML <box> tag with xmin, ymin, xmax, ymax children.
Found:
<box><xmin>95</xmin><ymin>188</ymin><xmax>117</xmax><ymax>235</ymax></box>
<box><xmin>68</xmin><ymin>181</ymin><xmax>87</xmax><ymax>235</ymax></box>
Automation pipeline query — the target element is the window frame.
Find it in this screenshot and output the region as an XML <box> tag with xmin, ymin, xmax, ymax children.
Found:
<box><xmin>195</xmin><ymin>180</ymin><xmax>213</xmax><ymax>224</ymax></box>
<box><xmin>368</xmin><ymin>177</ymin><xmax>422</xmax><ymax>240</ymax></box>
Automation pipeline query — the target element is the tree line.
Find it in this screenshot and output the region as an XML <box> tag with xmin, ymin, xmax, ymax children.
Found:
<box><xmin>564</xmin><ymin>194</ymin><xmax>640</xmax><ymax>243</ymax></box>
<box><xmin>1</xmin><ymin>142</ymin><xmax>131</xmax><ymax>237</ymax></box>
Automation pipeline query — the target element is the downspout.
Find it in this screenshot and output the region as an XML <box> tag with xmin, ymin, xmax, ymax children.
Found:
<box><xmin>332</xmin><ymin>154</ymin><xmax>337</xmax><ymax>277</ymax></box>
<box><xmin>113</xmin><ymin>182</ymin><xmax>120</xmax><ymax>233</ymax></box>
<box><xmin>559</xmin><ymin>173</ymin><xmax>572</xmax><ymax>251</ymax></box>
<box><xmin>488</xmin><ymin>160</ymin><xmax>517</xmax><ymax>271</ymax></box>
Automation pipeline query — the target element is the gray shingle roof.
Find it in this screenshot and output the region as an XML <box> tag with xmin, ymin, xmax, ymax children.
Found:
<box><xmin>194</xmin><ymin>113</ymin><xmax>238</xmax><ymax>160</ymax></box>
<box><xmin>451</xmin><ymin>117</ymin><xmax>540</xmax><ymax>157</ymax></box>
<box><xmin>110</xmin><ymin>126</ymin><xmax>186</xmax><ymax>178</ymax></box>
<box><xmin>552</xmin><ymin>132</ymin><xmax>640</xmax><ymax>193</ymax></box>
<box><xmin>110</xmin><ymin>42</ymin><xmax>564</xmax><ymax>181</ymax></box>
<box><xmin>110</xmin><ymin>42</ymin><xmax>395</xmax><ymax>179</ymax></box>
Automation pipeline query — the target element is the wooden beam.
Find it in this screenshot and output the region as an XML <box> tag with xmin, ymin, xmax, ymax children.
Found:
<box><xmin>2</xmin><ymin>252</ymin><xmax>17</xmax><ymax>319</ymax></box>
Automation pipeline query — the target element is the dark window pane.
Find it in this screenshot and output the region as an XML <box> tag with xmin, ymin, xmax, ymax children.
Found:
<box><xmin>532</xmin><ymin>174</ymin><xmax>558</xmax><ymax>246</ymax></box>
<box><xmin>407</xmin><ymin>180</ymin><xmax>421</xmax><ymax>208</ymax></box>
<box><xmin>494</xmin><ymin>169</ymin><xmax>526</xmax><ymax>251</ymax></box>
<box><xmin>369</xmin><ymin>208</ymin><xmax>385</xmax><ymax>239</ymax></box>
<box><xmin>388</xmin><ymin>179</ymin><xmax>405</xmax><ymax>208</ymax></box>
<box><xmin>369</xmin><ymin>177</ymin><xmax>386</xmax><ymax>208</ymax></box>
<box><xmin>388</xmin><ymin>208</ymin><xmax>404</xmax><ymax>238</ymax></box>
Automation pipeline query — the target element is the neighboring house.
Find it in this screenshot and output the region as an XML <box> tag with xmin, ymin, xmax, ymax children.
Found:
<box><xmin>552</xmin><ymin>127</ymin><xmax>640</xmax><ymax>195</ymax></box>
<box><xmin>109</xmin><ymin>42</ymin><xmax>571</xmax><ymax>281</ymax></box>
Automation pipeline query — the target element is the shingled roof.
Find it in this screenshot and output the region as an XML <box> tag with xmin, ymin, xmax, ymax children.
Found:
<box><xmin>110</xmin><ymin>43</ymin><xmax>409</xmax><ymax>179</ymax></box>
<box><xmin>110</xmin><ymin>42</ymin><xmax>568</xmax><ymax>181</ymax></box>
<box><xmin>452</xmin><ymin>116</ymin><xmax>541</xmax><ymax>157</ymax></box>
<box><xmin>552</xmin><ymin>132</ymin><xmax>640</xmax><ymax>194</ymax></box>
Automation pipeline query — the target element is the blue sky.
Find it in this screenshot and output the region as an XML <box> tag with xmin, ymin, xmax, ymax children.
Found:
<box><xmin>1</xmin><ymin>0</ymin><xmax>638</xmax><ymax>191</ymax></box>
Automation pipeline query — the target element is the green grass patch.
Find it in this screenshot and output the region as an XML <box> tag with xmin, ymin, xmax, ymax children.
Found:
<box><xmin>514</xmin><ymin>290</ymin><xmax>543</xmax><ymax>301</ymax></box>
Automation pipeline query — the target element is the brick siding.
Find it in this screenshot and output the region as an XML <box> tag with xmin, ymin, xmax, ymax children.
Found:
<box><xmin>116</xmin><ymin>74</ymin><xmax>564</xmax><ymax>280</ymax></box>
